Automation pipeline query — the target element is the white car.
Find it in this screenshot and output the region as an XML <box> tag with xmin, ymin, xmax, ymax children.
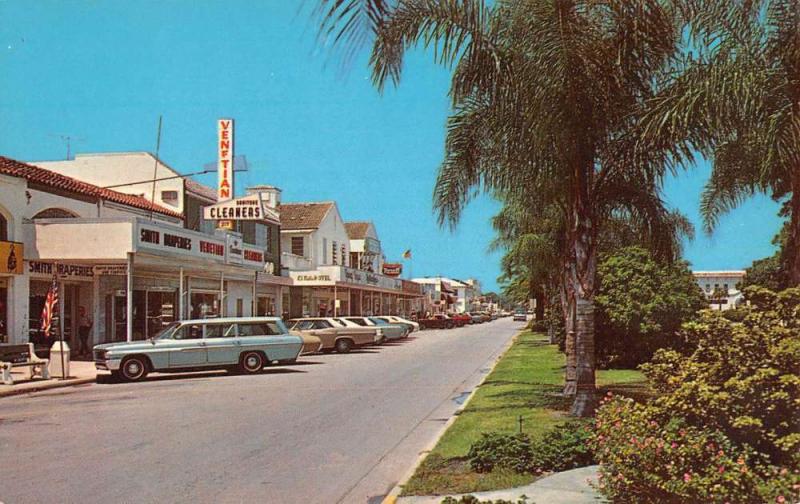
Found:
<box><xmin>376</xmin><ymin>315</ymin><xmax>420</xmax><ymax>332</ymax></box>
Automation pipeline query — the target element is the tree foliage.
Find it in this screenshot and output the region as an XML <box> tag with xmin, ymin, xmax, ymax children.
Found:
<box><xmin>594</xmin><ymin>247</ymin><xmax>708</xmax><ymax>368</ymax></box>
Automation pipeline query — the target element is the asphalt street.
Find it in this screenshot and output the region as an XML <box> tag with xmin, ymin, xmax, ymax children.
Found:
<box><xmin>1</xmin><ymin>317</ymin><xmax>521</xmax><ymax>504</ymax></box>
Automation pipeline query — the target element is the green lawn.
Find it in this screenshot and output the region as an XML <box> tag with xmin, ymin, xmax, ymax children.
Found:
<box><xmin>400</xmin><ymin>330</ymin><xmax>649</xmax><ymax>496</ymax></box>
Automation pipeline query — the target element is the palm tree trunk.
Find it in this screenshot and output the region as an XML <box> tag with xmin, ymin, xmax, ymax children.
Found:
<box><xmin>567</xmin><ymin>163</ymin><xmax>597</xmax><ymax>417</ymax></box>
<box><xmin>562</xmin><ymin>277</ymin><xmax>577</xmax><ymax>395</ymax></box>
<box><xmin>789</xmin><ymin>176</ymin><xmax>800</xmax><ymax>286</ymax></box>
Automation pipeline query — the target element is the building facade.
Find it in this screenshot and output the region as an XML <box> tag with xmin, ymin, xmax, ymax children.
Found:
<box><xmin>280</xmin><ymin>203</ymin><xmax>421</xmax><ymax>318</ymax></box>
<box><xmin>0</xmin><ymin>155</ymin><xmax>290</xmax><ymax>353</ymax></box>
<box><xmin>693</xmin><ymin>270</ymin><xmax>746</xmax><ymax>310</ymax></box>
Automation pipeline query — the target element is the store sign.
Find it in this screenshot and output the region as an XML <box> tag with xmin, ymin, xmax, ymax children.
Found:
<box><xmin>203</xmin><ymin>193</ymin><xmax>280</xmax><ymax>225</ymax></box>
<box><xmin>364</xmin><ymin>237</ymin><xmax>381</xmax><ymax>254</ymax></box>
<box><xmin>291</xmin><ymin>271</ymin><xmax>334</xmax><ymax>286</ymax></box>
<box><xmin>218</xmin><ymin>118</ymin><xmax>235</xmax><ymax>230</ymax></box>
<box><xmin>382</xmin><ymin>263</ymin><xmax>402</xmax><ymax>277</ymax></box>
<box><xmin>94</xmin><ymin>264</ymin><xmax>128</xmax><ymax>276</ymax></box>
<box><xmin>226</xmin><ymin>235</ymin><xmax>243</xmax><ymax>264</ymax></box>
<box><xmin>28</xmin><ymin>261</ymin><xmax>94</xmax><ymax>279</ymax></box>
<box><xmin>0</xmin><ymin>241</ymin><xmax>23</xmax><ymax>275</ymax></box>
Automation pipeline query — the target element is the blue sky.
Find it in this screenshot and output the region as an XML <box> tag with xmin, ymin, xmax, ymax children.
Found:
<box><xmin>0</xmin><ymin>1</ymin><xmax>783</xmax><ymax>292</ymax></box>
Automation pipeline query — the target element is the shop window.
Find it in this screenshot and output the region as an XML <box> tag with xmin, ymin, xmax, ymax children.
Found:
<box><xmin>350</xmin><ymin>252</ymin><xmax>359</xmax><ymax>269</ymax></box>
<box><xmin>239</xmin><ymin>221</ymin><xmax>257</xmax><ymax>245</ymax></box>
<box><xmin>236</xmin><ymin>298</ymin><xmax>244</xmax><ymax>317</ymax></box>
<box><xmin>33</xmin><ymin>208</ymin><xmax>78</xmax><ymax>219</ymax></box>
<box><xmin>291</xmin><ymin>236</ymin><xmax>304</xmax><ymax>256</ymax></box>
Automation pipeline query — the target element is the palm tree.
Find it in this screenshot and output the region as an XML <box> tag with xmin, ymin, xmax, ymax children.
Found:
<box><xmin>639</xmin><ymin>0</ymin><xmax>800</xmax><ymax>285</ymax></box>
<box><xmin>315</xmin><ymin>0</ymin><xmax>685</xmax><ymax>416</ymax></box>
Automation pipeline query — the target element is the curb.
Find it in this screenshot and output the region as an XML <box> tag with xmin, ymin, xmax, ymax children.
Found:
<box><xmin>381</xmin><ymin>329</ymin><xmax>524</xmax><ymax>504</ymax></box>
<box><xmin>0</xmin><ymin>377</ymin><xmax>95</xmax><ymax>399</ymax></box>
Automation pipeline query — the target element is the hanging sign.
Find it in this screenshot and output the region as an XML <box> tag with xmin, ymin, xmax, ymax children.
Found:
<box><xmin>203</xmin><ymin>193</ymin><xmax>280</xmax><ymax>224</ymax></box>
<box><xmin>382</xmin><ymin>263</ymin><xmax>402</xmax><ymax>277</ymax></box>
<box><xmin>217</xmin><ymin>118</ymin><xmax>235</xmax><ymax>230</ymax></box>
<box><xmin>0</xmin><ymin>241</ymin><xmax>23</xmax><ymax>275</ymax></box>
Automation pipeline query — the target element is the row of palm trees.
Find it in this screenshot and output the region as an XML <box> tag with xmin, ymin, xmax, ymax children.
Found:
<box><xmin>313</xmin><ymin>0</ymin><xmax>799</xmax><ymax>416</ymax></box>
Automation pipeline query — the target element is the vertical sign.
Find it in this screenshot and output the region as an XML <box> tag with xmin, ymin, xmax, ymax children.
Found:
<box><xmin>217</xmin><ymin>118</ymin><xmax>235</xmax><ymax>230</ymax></box>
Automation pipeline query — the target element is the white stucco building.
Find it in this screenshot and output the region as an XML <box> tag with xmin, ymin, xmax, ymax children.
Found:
<box><xmin>693</xmin><ymin>270</ymin><xmax>746</xmax><ymax>310</ymax></box>
<box><xmin>0</xmin><ymin>154</ymin><xmax>290</xmax><ymax>353</ymax></box>
<box><xmin>279</xmin><ymin>203</ymin><xmax>421</xmax><ymax>317</ymax></box>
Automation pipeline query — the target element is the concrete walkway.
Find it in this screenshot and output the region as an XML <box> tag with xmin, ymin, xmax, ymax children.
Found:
<box><xmin>0</xmin><ymin>359</ymin><xmax>96</xmax><ymax>398</ymax></box>
<box><xmin>394</xmin><ymin>465</ymin><xmax>606</xmax><ymax>504</ymax></box>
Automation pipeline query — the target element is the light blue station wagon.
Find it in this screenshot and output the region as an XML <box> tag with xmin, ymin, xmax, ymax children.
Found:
<box><xmin>93</xmin><ymin>317</ymin><xmax>303</xmax><ymax>381</ymax></box>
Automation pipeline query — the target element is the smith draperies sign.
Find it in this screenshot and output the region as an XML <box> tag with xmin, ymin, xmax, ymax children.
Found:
<box><xmin>136</xmin><ymin>222</ymin><xmax>264</xmax><ymax>269</ymax></box>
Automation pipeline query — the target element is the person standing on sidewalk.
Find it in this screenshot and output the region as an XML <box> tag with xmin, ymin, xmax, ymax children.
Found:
<box><xmin>77</xmin><ymin>306</ymin><xmax>92</xmax><ymax>357</ymax></box>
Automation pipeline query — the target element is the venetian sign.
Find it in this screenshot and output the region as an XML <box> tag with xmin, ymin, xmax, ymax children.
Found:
<box><xmin>218</xmin><ymin>118</ymin><xmax>235</xmax><ymax>230</ymax></box>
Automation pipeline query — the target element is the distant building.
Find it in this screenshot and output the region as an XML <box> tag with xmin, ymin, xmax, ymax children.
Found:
<box><xmin>693</xmin><ymin>270</ymin><xmax>746</xmax><ymax>310</ymax></box>
<box><xmin>412</xmin><ymin>276</ymin><xmax>479</xmax><ymax>314</ymax></box>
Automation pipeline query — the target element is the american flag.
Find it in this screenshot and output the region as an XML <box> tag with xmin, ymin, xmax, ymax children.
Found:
<box><xmin>40</xmin><ymin>273</ymin><xmax>59</xmax><ymax>339</ymax></box>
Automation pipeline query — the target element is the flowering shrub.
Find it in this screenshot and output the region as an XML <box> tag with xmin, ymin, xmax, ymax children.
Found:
<box><xmin>528</xmin><ymin>420</ymin><xmax>594</xmax><ymax>473</ymax></box>
<box><xmin>591</xmin><ymin>286</ymin><xmax>800</xmax><ymax>503</ymax></box>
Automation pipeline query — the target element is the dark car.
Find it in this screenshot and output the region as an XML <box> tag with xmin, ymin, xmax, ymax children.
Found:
<box><xmin>418</xmin><ymin>314</ymin><xmax>456</xmax><ymax>330</ymax></box>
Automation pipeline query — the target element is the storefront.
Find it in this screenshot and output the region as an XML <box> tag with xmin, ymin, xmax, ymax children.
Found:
<box><xmin>288</xmin><ymin>265</ymin><xmax>423</xmax><ymax>317</ymax></box>
<box><xmin>29</xmin><ymin>217</ymin><xmax>285</xmax><ymax>344</ymax></box>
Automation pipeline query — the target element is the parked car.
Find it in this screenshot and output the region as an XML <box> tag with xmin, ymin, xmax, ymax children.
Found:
<box><xmin>344</xmin><ymin>317</ymin><xmax>408</xmax><ymax>341</ymax></box>
<box><xmin>292</xmin><ymin>331</ymin><xmax>323</xmax><ymax>354</ymax></box>
<box><xmin>375</xmin><ymin>315</ymin><xmax>420</xmax><ymax>333</ymax></box>
<box><xmin>93</xmin><ymin>317</ymin><xmax>303</xmax><ymax>382</ymax></box>
<box><xmin>513</xmin><ymin>309</ymin><xmax>528</xmax><ymax>322</ymax></box>
<box><xmin>467</xmin><ymin>312</ymin><xmax>485</xmax><ymax>324</ymax></box>
<box><xmin>287</xmin><ymin>317</ymin><xmax>380</xmax><ymax>353</ymax></box>
<box><xmin>418</xmin><ymin>314</ymin><xmax>456</xmax><ymax>330</ymax></box>
<box><xmin>449</xmin><ymin>313</ymin><xmax>472</xmax><ymax>326</ymax></box>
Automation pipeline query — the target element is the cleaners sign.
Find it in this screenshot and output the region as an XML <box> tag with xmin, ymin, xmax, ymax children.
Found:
<box><xmin>203</xmin><ymin>193</ymin><xmax>280</xmax><ymax>225</ymax></box>
<box><xmin>218</xmin><ymin>118</ymin><xmax>234</xmax><ymax>230</ymax></box>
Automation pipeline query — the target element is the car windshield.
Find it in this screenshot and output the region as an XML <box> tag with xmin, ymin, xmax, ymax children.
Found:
<box><xmin>368</xmin><ymin>318</ymin><xmax>387</xmax><ymax>325</ymax></box>
<box><xmin>154</xmin><ymin>322</ymin><xmax>180</xmax><ymax>340</ymax></box>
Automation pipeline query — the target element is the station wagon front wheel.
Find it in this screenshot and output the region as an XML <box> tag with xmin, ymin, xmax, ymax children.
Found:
<box><xmin>120</xmin><ymin>356</ymin><xmax>148</xmax><ymax>382</ymax></box>
<box><xmin>240</xmin><ymin>351</ymin><xmax>264</xmax><ymax>374</ymax></box>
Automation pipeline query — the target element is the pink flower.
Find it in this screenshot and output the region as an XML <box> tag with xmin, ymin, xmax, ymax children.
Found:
<box><xmin>671</xmin><ymin>442</ymin><xmax>678</xmax><ymax>449</ymax></box>
<box><xmin>718</xmin><ymin>466</ymin><xmax>725</xmax><ymax>473</ymax></box>
<box><xmin>776</xmin><ymin>496</ymin><xmax>785</xmax><ymax>503</ymax></box>
<box><xmin>684</xmin><ymin>473</ymin><xmax>692</xmax><ymax>482</ymax></box>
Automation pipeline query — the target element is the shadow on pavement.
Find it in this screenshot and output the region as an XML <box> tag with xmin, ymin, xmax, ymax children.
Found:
<box><xmin>96</xmin><ymin>367</ymin><xmax>306</xmax><ymax>385</ymax></box>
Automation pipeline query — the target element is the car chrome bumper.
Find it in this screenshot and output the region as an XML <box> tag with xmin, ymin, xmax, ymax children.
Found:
<box><xmin>95</xmin><ymin>359</ymin><xmax>121</xmax><ymax>371</ymax></box>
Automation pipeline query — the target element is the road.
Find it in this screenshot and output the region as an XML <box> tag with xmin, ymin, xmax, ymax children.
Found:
<box><xmin>0</xmin><ymin>317</ymin><xmax>521</xmax><ymax>504</ymax></box>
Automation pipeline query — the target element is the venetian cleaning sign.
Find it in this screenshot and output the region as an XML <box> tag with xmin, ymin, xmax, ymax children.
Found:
<box><xmin>0</xmin><ymin>241</ymin><xmax>23</xmax><ymax>274</ymax></box>
<box><xmin>203</xmin><ymin>193</ymin><xmax>280</xmax><ymax>224</ymax></box>
<box><xmin>217</xmin><ymin>118</ymin><xmax>235</xmax><ymax>230</ymax></box>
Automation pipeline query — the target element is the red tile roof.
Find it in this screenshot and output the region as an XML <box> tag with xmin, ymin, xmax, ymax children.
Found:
<box><xmin>279</xmin><ymin>202</ymin><xmax>334</xmax><ymax>230</ymax></box>
<box><xmin>344</xmin><ymin>221</ymin><xmax>372</xmax><ymax>239</ymax></box>
<box><xmin>0</xmin><ymin>156</ymin><xmax>184</xmax><ymax>219</ymax></box>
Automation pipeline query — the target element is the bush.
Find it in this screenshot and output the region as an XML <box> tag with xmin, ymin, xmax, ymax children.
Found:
<box><xmin>529</xmin><ymin>420</ymin><xmax>595</xmax><ymax>473</ymax></box>
<box><xmin>467</xmin><ymin>422</ymin><xmax>595</xmax><ymax>476</ymax></box>
<box><xmin>594</xmin><ymin>247</ymin><xmax>708</xmax><ymax>368</ymax></box>
<box><xmin>591</xmin><ymin>286</ymin><xmax>800</xmax><ymax>503</ymax></box>
<box><xmin>467</xmin><ymin>433</ymin><xmax>534</xmax><ymax>474</ymax></box>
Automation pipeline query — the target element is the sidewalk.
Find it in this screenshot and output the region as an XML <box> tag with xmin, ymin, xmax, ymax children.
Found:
<box><xmin>0</xmin><ymin>359</ymin><xmax>97</xmax><ymax>398</ymax></box>
<box><xmin>393</xmin><ymin>465</ymin><xmax>605</xmax><ymax>504</ymax></box>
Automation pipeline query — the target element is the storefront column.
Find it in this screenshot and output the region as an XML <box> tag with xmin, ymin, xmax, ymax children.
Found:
<box><xmin>275</xmin><ymin>286</ymin><xmax>283</xmax><ymax>318</ymax></box>
<box><xmin>333</xmin><ymin>284</ymin><xmax>338</xmax><ymax>317</ymax></box>
<box><xmin>252</xmin><ymin>272</ymin><xmax>257</xmax><ymax>316</ymax></box>
<box><xmin>92</xmin><ymin>272</ymin><xmax>100</xmax><ymax>346</ymax></box>
<box><xmin>178</xmin><ymin>267</ymin><xmax>184</xmax><ymax>321</ymax></box>
<box><xmin>219</xmin><ymin>272</ymin><xmax>225</xmax><ymax>317</ymax></box>
<box><xmin>126</xmin><ymin>253</ymin><xmax>133</xmax><ymax>342</ymax></box>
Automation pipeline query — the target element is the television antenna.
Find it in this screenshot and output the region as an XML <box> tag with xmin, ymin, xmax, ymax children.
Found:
<box><xmin>49</xmin><ymin>134</ymin><xmax>86</xmax><ymax>160</ymax></box>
